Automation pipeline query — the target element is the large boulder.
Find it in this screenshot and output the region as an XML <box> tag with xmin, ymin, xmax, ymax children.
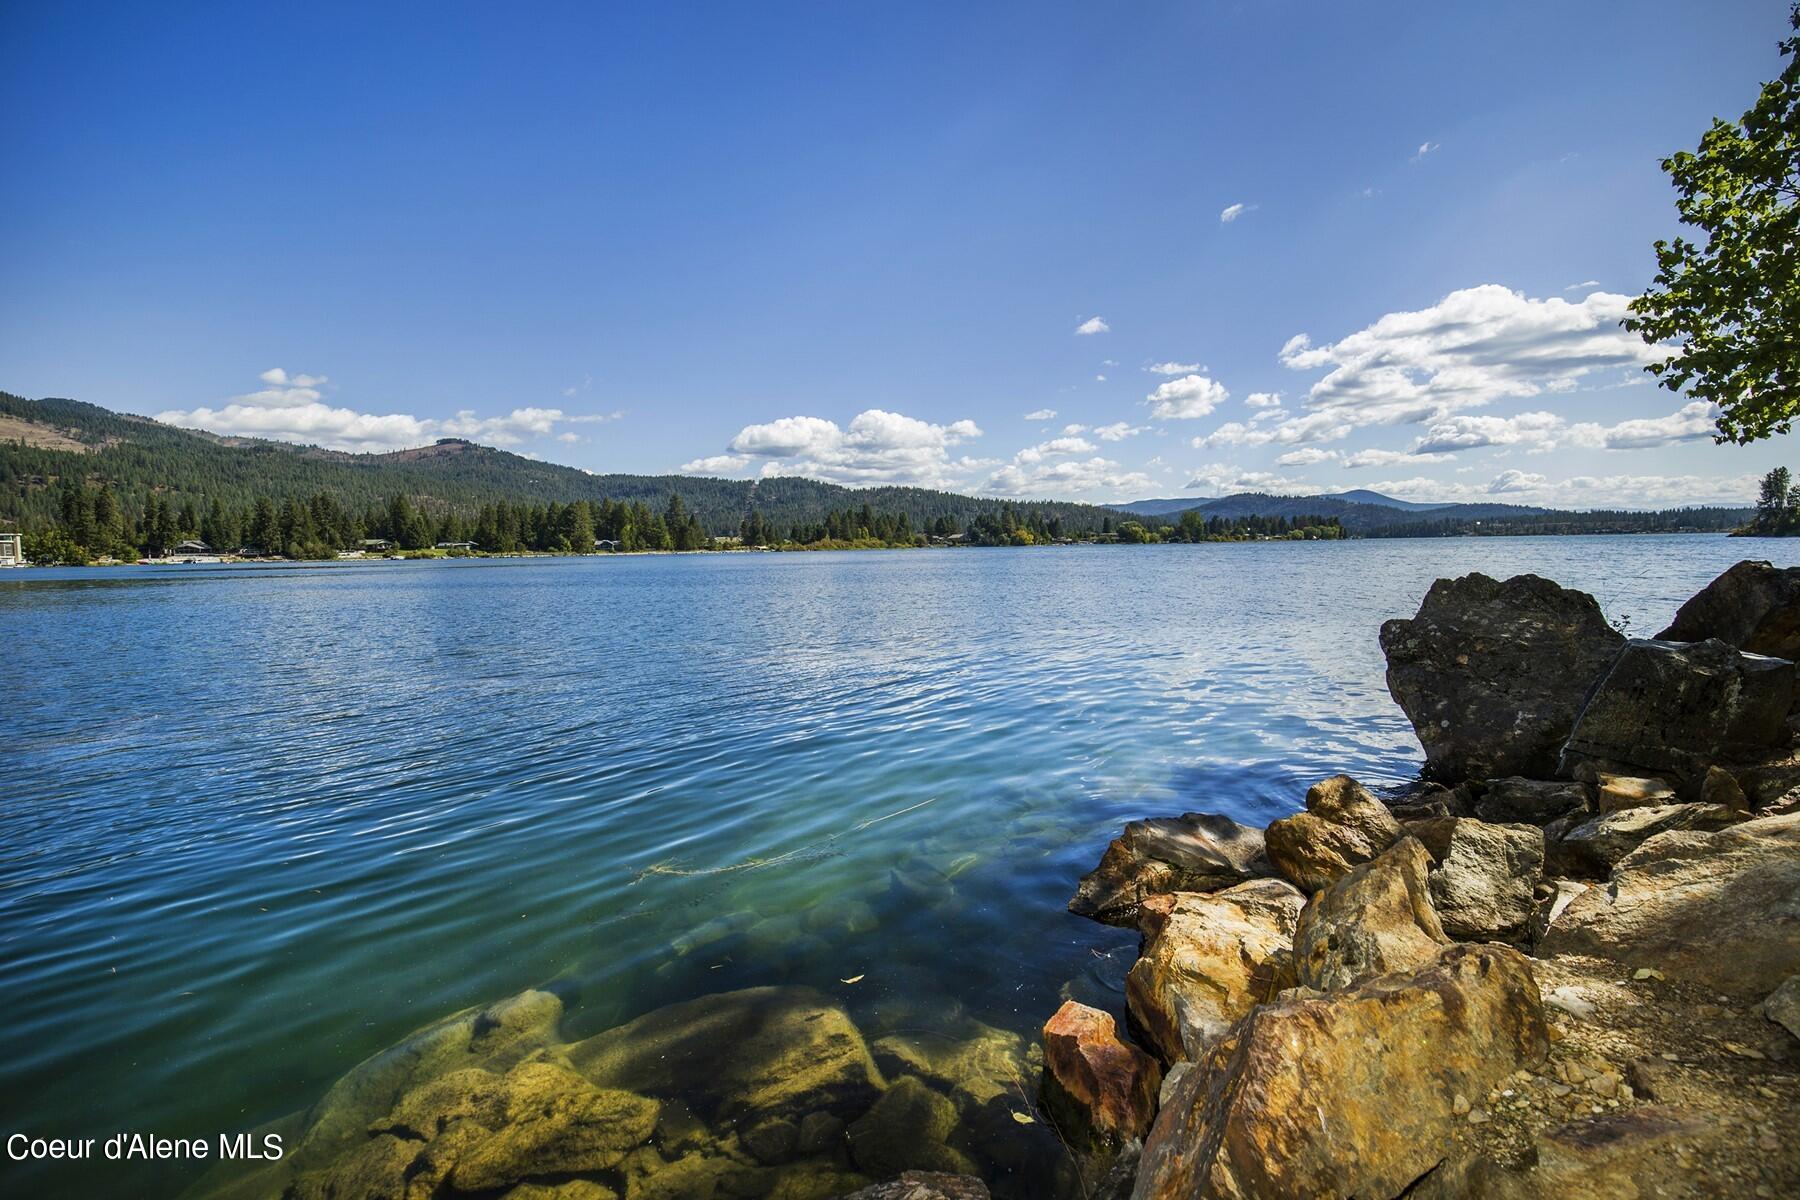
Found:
<box><xmin>1544</xmin><ymin>802</ymin><xmax>1743</xmax><ymax>878</ymax></box>
<box><xmin>1069</xmin><ymin>812</ymin><xmax>1270</xmax><ymax>926</ymax></box>
<box><xmin>567</xmin><ymin>987</ymin><xmax>884</xmax><ymax>1122</ymax></box>
<box><xmin>1292</xmin><ymin>837</ymin><xmax>1449</xmax><ymax>991</ymax></box>
<box><xmin>1407</xmin><ymin>816</ymin><xmax>1545</xmax><ymax>941</ymax></box>
<box><xmin>1473</xmin><ymin>777</ymin><xmax>1590</xmax><ymax>826</ymax></box>
<box><xmin>1133</xmin><ymin>943</ymin><xmax>1549</xmax><ymax>1200</ymax></box>
<box><xmin>1658</xmin><ymin>560</ymin><xmax>1800</xmax><ymax>661</ymax></box>
<box><xmin>1040</xmin><ymin>1001</ymin><xmax>1162</xmax><ymax>1153</ymax></box>
<box><xmin>1126</xmin><ymin>879</ymin><xmax>1305</xmax><ymax>1064</ymax></box>
<box><xmin>1539</xmin><ymin>812</ymin><xmax>1800</xmax><ymax>996</ymax></box>
<box><xmin>1379</xmin><ymin>573</ymin><xmax>1624</xmax><ymax>782</ymax></box>
<box><xmin>1558</xmin><ymin>638</ymin><xmax>1795</xmax><ymax>788</ymax></box>
<box><xmin>1264</xmin><ymin>776</ymin><xmax>1403</xmax><ymax>894</ymax></box>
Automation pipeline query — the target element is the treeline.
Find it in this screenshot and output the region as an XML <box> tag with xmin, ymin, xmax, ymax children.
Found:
<box><xmin>1115</xmin><ymin>512</ymin><xmax>1346</xmax><ymax>543</ymax></box>
<box><xmin>1364</xmin><ymin>506</ymin><xmax>1754</xmax><ymax>538</ymax></box>
<box><xmin>1739</xmin><ymin>467</ymin><xmax>1800</xmax><ymax>536</ymax></box>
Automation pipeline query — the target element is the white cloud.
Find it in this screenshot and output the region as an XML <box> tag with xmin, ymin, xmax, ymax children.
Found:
<box><xmin>1061</xmin><ymin>423</ymin><xmax>1089</xmax><ymax>435</ymax></box>
<box><xmin>719</xmin><ymin>409</ymin><xmax>983</xmax><ymax>487</ymax></box>
<box><xmin>1412</xmin><ymin>410</ymin><xmax>1565</xmax><ymax>454</ymax></box>
<box><xmin>1013</xmin><ymin>436</ymin><xmax>1096</xmax><ymax>464</ymax></box>
<box><xmin>1411</xmin><ymin>141</ymin><xmax>1440</xmax><ymax>161</ymax></box>
<box><xmin>1275</xmin><ymin>447</ymin><xmax>1337</xmax><ymax>467</ymax></box>
<box><xmin>1278</xmin><ymin>285</ymin><xmax>1664</xmax><ymax>435</ymax></box>
<box><xmin>156</xmin><ymin>369</ymin><xmax>614</xmax><ymax>453</ymax></box>
<box><xmin>1412</xmin><ymin>402</ymin><xmax>1718</xmax><ymax>455</ymax></box>
<box><xmin>1341</xmin><ymin>447</ymin><xmax>1456</xmax><ymax>468</ymax></box>
<box><xmin>1488</xmin><ymin>468</ymin><xmax>1547</xmax><ymax>494</ymax></box>
<box><xmin>1095</xmin><ymin>374</ymin><xmax>1107</xmax><ymax>382</ymax></box>
<box><xmin>1564</xmin><ymin>280</ymin><xmax>1601</xmax><ymax>291</ymax></box>
<box><xmin>1184</xmin><ymin>461</ymin><xmax>1317</xmax><ymax>495</ymax></box>
<box><xmin>1147</xmin><ymin>361</ymin><xmax>1201</xmax><ymax>376</ymax></box>
<box><xmin>1075</xmin><ymin>316</ymin><xmax>1110</xmax><ymax>336</ymax></box>
<box><xmin>1245</xmin><ymin>391</ymin><xmax>1282</xmax><ymax>408</ymax></box>
<box><xmin>1025</xmin><ymin>408</ymin><xmax>1058</xmax><ymax>420</ymax></box>
<box><xmin>1361</xmin><ymin>470</ymin><xmax>1758</xmax><ymax>509</ymax></box>
<box><xmin>1093</xmin><ymin>421</ymin><xmax>1144</xmax><ymax>441</ymax></box>
<box><xmin>1568</xmin><ymin>400</ymin><xmax>1718</xmax><ymax>450</ymax></box>
<box><xmin>1190</xmin><ymin>408</ymin><xmax>1352</xmax><ymax>448</ymax></box>
<box><xmin>985</xmin><ymin>456</ymin><xmax>1153</xmax><ymax>498</ymax></box>
<box><xmin>1220</xmin><ymin>203</ymin><xmax>1256</xmax><ymax>224</ymax></box>
<box><xmin>679</xmin><ymin>453</ymin><xmax>753</xmax><ymax>475</ymax></box>
<box><xmin>1147</xmin><ymin>374</ymin><xmax>1229</xmax><ymax>419</ymax></box>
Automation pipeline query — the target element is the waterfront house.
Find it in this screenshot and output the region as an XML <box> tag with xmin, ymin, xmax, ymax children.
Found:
<box><xmin>360</xmin><ymin>538</ymin><xmax>393</xmax><ymax>552</ymax></box>
<box><xmin>168</xmin><ymin>539</ymin><xmax>213</xmax><ymax>556</ymax></box>
<box><xmin>0</xmin><ymin>531</ymin><xmax>24</xmax><ymax>567</ymax></box>
<box><xmin>434</xmin><ymin>540</ymin><xmax>478</xmax><ymax>551</ymax></box>
<box><xmin>594</xmin><ymin>538</ymin><xmax>621</xmax><ymax>551</ymax></box>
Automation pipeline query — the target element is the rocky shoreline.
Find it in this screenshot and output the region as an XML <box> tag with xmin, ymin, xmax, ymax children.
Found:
<box><xmin>1044</xmin><ymin>559</ymin><xmax>1800</xmax><ymax>1199</ymax></box>
<box><xmin>188</xmin><ymin>561</ymin><xmax>1800</xmax><ymax>1200</ymax></box>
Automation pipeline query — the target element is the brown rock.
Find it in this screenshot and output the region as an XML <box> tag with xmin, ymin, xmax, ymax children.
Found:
<box><xmin>1407</xmin><ymin>816</ymin><xmax>1544</xmax><ymax>940</ymax></box>
<box><xmin>1068</xmin><ymin>812</ymin><xmax>1271</xmax><ymax>926</ymax></box>
<box><xmin>1409</xmin><ymin>1106</ymin><xmax>1712</xmax><ymax>1199</ymax></box>
<box><xmin>1596</xmin><ymin>774</ymin><xmax>1679</xmax><ymax>813</ymax></box>
<box><xmin>1700</xmin><ymin>765</ymin><xmax>1750</xmax><ymax>814</ymax></box>
<box><xmin>1539</xmin><ymin>812</ymin><xmax>1800</xmax><ymax>996</ymax></box>
<box><xmin>1125</xmin><ymin>879</ymin><xmax>1305</xmax><ymax>1063</ymax></box>
<box><xmin>1657</xmin><ymin>559</ymin><xmax>1800</xmax><ymax>660</ymax></box>
<box><xmin>1134</xmin><ymin>943</ymin><xmax>1549</xmax><ymax>1200</ymax></box>
<box><xmin>1040</xmin><ymin>1001</ymin><xmax>1161</xmax><ymax>1151</ymax></box>
<box><xmin>1292</xmin><ymin>837</ymin><xmax>1449</xmax><ymax>992</ymax></box>
<box><xmin>1264</xmin><ymin>775</ymin><xmax>1403</xmax><ymax>893</ymax></box>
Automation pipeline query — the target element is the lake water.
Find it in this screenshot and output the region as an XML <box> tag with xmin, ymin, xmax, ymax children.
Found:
<box><xmin>4</xmin><ymin>536</ymin><xmax>1795</xmax><ymax>1197</ymax></box>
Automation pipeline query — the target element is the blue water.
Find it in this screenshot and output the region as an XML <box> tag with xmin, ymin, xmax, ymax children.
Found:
<box><xmin>2</xmin><ymin>537</ymin><xmax>1793</xmax><ymax>1197</ymax></box>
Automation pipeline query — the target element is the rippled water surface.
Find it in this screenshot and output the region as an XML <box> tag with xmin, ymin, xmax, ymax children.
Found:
<box><xmin>4</xmin><ymin>537</ymin><xmax>1795</xmax><ymax>1196</ymax></box>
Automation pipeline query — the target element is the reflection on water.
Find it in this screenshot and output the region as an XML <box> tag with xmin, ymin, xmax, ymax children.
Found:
<box><xmin>1</xmin><ymin>537</ymin><xmax>1792</xmax><ymax>1196</ymax></box>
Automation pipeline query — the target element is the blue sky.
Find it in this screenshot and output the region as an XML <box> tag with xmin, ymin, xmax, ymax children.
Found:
<box><xmin>1</xmin><ymin>0</ymin><xmax>1792</xmax><ymax>507</ymax></box>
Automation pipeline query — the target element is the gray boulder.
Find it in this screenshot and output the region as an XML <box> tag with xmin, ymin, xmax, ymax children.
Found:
<box><xmin>1475</xmin><ymin>777</ymin><xmax>1590</xmax><ymax>826</ymax></box>
<box><xmin>1559</xmin><ymin>638</ymin><xmax>1795</xmax><ymax>787</ymax></box>
<box><xmin>1380</xmin><ymin>573</ymin><xmax>1624</xmax><ymax>783</ymax></box>
<box><xmin>1068</xmin><ymin>812</ymin><xmax>1269</xmax><ymax>926</ymax></box>
<box><xmin>1658</xmin><ymin>559</ymin><xmax>1800</xmax><ymax>661</ymax></box>
<box><xmin>1407</xmin><ymin>817</ymin><xmax>1545</xmax><ymax>941</ymax></box>
<box><xmin>1545</xmin><ymin>803</ymin><xmax>1744</xmax><ymax>879</ymax></box>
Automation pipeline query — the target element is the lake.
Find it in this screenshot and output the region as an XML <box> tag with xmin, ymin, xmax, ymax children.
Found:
<box><xmin>3</xmin><ymin>536</ymin><xmax>1794</xmax><ymax>1197</ymax></box>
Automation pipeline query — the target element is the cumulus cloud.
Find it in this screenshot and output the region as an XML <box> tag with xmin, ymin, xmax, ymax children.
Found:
<box><xmin>1025</xmin><ymin>408</ymin><xmax>1058</xmax><ymax>420</ymax></box>
<box><xmin>1093</xmin><ymin>421</ymin><xmax>1145</xmax><ymax>441</ymax></box>
<box><xmin>986</xmin><ymin>456</ymin><xmax>1153</xmax><ymax>498</ymax></box>
<box><xmin>1568</xmin><ymin>400</ymin><xmax>1718</xmax><ymax>450</ymax></box>
<box><xmin>1412</xmin><ymin>402</ymin><xmax>1718</xmax><ymax>455</ymax></box>
<box><xmin>1362</xmin><ymin>470</ymin><xmax>1758</xmax><ymax>509</ymax></box>
<box><xmin>1184</xmin><ymin>462</ymin><xmax>1317</xmax><ymax>495</ymax></box>
<box><xmin>715</xmin><ymin>409</ymin><xmax>984</xmax><ymax>487</ymax></box>
<box><xmin>1013</xmin><ymin>436</ymin><xmax>1096</xmax><ymax>463</ymax></box>
<box><xmin>1147</xmin><ymin>374</ymin><xmax>1229</xmax><ymax>419</ymax></box>
<box><xmin>1274</xmin><ymin>447</ymin><xmax>1337</xmax><ymax>467</ymax></box>
<box><xmin>679</xmin><ymin>453</ymin><xmax>753</xmax><ymax>476</ymax></box>
<box><xmin>1245</xmin><ymin>392</ymin><xmax>1282</xmax><ymax>408</ymax></box>
<box><xmin>1075</xmin><ymin>316</ymin><xmax>1110</xmax><ymax>336</ymax></box>
<box><xmin>1277</xmin><ymin>285</ymin><xmax>1665</xmax><ymax>436</ymax></box>
<box><xmin>156</xmin><ymin>369</ymin><xmax>615</xmax><ymax>453</ymax></box>
<box><xmin>1190</xmin><ymin>409</ymin><xmax>1351</xmax><ymax>448</ymax></box>
<box><xmin>1220</xmin><ymin>203</ymin><xmax>1256</xmax><ymax>223</ymax></box>
<box><xmin>1412</xmin><ymin>411</ymin><xmax>1565</xmax><ymax>454</ymax></box>
<box><xmin>1147</xmin><ymin>361</ymin><xmax>1201</xmax><ymax>376</ymax></box>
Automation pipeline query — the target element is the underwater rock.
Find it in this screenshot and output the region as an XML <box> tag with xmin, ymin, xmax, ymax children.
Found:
<box><xmin>503</xmin><ymin>1182</ymin><xmax>620</xmax><ymax>1200</ymax></box>
<box><xmin>869</xmin><ymin>1018</ymin><xmax>1027</xmax><ymax>1110</ymax></box>
<box><xmin>846</xmin><ymin>1076</ymin><xmax>976</xmax><ymax>1178</ymax></box>
<box><xmin>795</xmin><ymin>1111</ymin><xmax>847</xmax><ymax>1155</ymax></box>
<box><xmin>568</xmin><ymin>986</ymin><xmax>885</xmax><ymax>1122</ymax></box>
<box><xmin>837</xmin><ymin>1171</ymin><xmax>991</xmax><ymax>1199</ymax></box>
<box><xmin>740</xmin><ymin>1116</ymin><xmax>801</xmax><ymax>1165</ymax></box>
<box><xmin>444</xmin><ymin>1061</ymin><xmax>658</xmax><ymax>1192</ymax></box>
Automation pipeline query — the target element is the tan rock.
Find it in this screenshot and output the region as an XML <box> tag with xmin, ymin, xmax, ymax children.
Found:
<box><xmin>1538</xmin><ymin>812</ymin><xmax>1800</xmax><ymax>996</ymax></box>
<box><xmin>1264</xmin><ymin>775</ymin><xmax>1403</xmax><ymax>893</ymax></box>
<box><xmin>1292</xmin><ymin>837</ymin><xmax>1449</xmax><ymax>991</ymax></box>
<box><xmin>1040</xmin><ymin>1001</ymin><xmax>1161</xmax><ymax>1152</ymax></box>
<box><xmin>1596</xmin><ymin>774</ymin><xmax>1678</xmax><ymax>813</ymax></box>
<box><xmin>1125</xmin><ymin>878</ymin><xmax>1305</xmax><ymax>1063</ymax></box>
<box><xmin>1133</xmin><ymin>943</ymin><xmax>1549</xmax><ymax>1200</ymax></box>
<box><xmin>1407</xmin><ymin>816</ymin><xmax>1544</xmax><ymax>940</ymax></box>
<box><xmin>1408</xmin><ymin>1106</ymin><xmax>1712</xmax><ymax>1198</ymax></box>
<box><xmin>1068</xmin><ymin>812</ymin><xmax>1271</xmax><ymax>926</ymax></box>
<box><xmin>1700</xmin><ymin>765</ymin><xmax>1750</xmax><ymax>814</ymax></box>
<box><xmin>567</xmin><ymin>986</ymin><xmax>884</xmax><ymax>1121</ymax></box>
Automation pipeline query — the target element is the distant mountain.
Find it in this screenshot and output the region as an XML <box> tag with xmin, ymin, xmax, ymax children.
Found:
<box><xmin>0</xmin><ymin>392</ymin><xmax>1120</xmax><ymax>533</ymax></box>
<box><xmin>1328</xmin><ymin>489</ymin><xmax>1454</xmax><ymax>513</ymax></box>
<box><xmin>1119</xmin><ymin>488</ymin><xmax>1449</xmax><ymax>517</ymax></box>
<box><xmin>1111</xmin><ymin>490</ymin><xmax>1551</xmax><ymax>531</ymax></box>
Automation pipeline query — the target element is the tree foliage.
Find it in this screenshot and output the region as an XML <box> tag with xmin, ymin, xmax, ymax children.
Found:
<box><xmin>1625</xmin><ymin>7</ymin><xmax>1800</xmax><ymax>443</ymax></box>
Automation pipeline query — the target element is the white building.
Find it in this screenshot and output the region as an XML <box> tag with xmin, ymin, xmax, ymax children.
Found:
<box><xmin>0</xmin><ymin>532</ymin><xmax>24</xmax><ymax>567</ymax></box>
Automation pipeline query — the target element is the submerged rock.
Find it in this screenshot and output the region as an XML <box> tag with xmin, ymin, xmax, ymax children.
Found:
<box><xmin>1539</xmin><ymin>812</ymin><xmax>1800</xmax><ymax>995</ymax></box>
<box><xmin>1264</xmin><ymin>775</ymin><xmax>1403</xmax><ymax>893</ymax></box>
<box><xmin>1068</xmin><ymin>812</ymin><xmax>1271</xmax><ymax>926</ymax></box>
<box><xmin>846</xmin><ymin>1077</ymin><xmax>974</xmax><ymax>1178</ymax></box>
<box><xmin>1291</xmin><ymin>837</ymin><xmax>1448</xmax><ymax>992</ymax></box>
<box><xmin>1133</xmin><ymin>943</ymin><xmax>1549</xmax><ymax>1200</ymax></box>
<box><xmin>1040</xmin><ymin>1001</ymin><xmax>1161</xmax><ymax>1153</ymax></box>
<box><xmin>567</xmin><ymin>986</ymin><xmax>884</xmax><ymax>1122</ymax></box>
<box><xmin>445</xmin><ymin>1062</ymin><xmax>659</xmax><ymax>1192</ymax></box>
<box><xmin>1379</xmin><ymin>572</ymin><xmax>1624</xmax><ymax>782</ymax></box>
<box><xmin>1559</xmin><ymin>638</ymin><xmax>1795</xmax><ymax>787</ymax></box>
<box><xmin>838</xmin><ymin>1171</ymin><xmax>991</xmax><ymax>1199</ymax></box>
<box><xmin>870</xmin><ymin>1018</ymin><xmax>1027</xmax><ymax>1110</ymax></box>
<box><xmin>1406</xmin><ymin>816</ymin><xmax>1544</xmax><ymax>941</ymax></box>
<box><xmin>1657</xmin><ymin>559</ymin><xmax>1800</xmax><ymax>661</ymax></box>
<box><xmin>1473</xmin><ymin>777</ymin><xmax>1589</xmax><ymax>826</ymax></box>
<box><xmin>1125</xmin><ymin>878</ymin><xmax>1305</xmax><ymax>1063</ymax></box>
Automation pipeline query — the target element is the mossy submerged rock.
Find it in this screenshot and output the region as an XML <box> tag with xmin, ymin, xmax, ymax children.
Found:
<box><xmin>1292</xmin><ymin>836</ymin><xmax>1447</xmax><ymax>992</ymax></box>
<box><xmin>567</xmin><ymin>986</ymin><xmax>885</xmax><ymax>1122</ymax></box>
<box><xmin>846</xmin><ymin>1076</ymin><xmax>975</xmax><ymax>1178</ymax></box>
<box><xmin>1126</xmin><ymin>879</ymin><xmax>1304</xmax><ymax>1063</ymax></box>
<box><xmin>870</xmin><ymin>1018</ymin><xmax>1027</xmax><ymax>1109</ymax></box>
<box><xmin>1134</xmin><ymin>943</ymin><xmax>1549</xmax><ymax>1200</ymax></box>
<box><xmin>1264</xmin><ymin>775</ymin><xmax>1403</xmax><ymax>893</ymax></box>
<box><xmin>1380</xmin><ymin>572</ymin><xmax>1624</xmax><ymax>782</ymax></box>
<box><xmin>1068</xmin><ymin>812</ymin><xmax>1271</xmax><ymax>926</ymax></box>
